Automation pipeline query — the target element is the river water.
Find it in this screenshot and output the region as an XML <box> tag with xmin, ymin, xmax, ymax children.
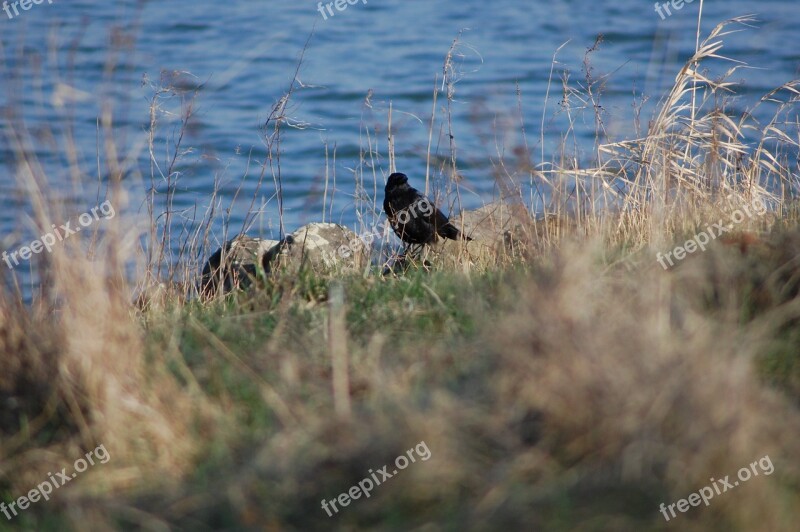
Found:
<box><xmin>1</xmin><ymin>0</ymin><xmax>798</xmax><ymax>284</ymax></box>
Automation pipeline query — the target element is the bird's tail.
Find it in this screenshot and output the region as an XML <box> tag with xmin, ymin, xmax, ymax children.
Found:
<box><xmin>441</xmin><ymin>223</ymin><xmax>472</xmax><ymax>242</ymax></box>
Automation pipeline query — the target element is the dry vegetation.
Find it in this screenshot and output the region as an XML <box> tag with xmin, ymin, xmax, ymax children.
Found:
<box><xmin>1</xmin><ymin>16</ymin><xmax>800</xmax><ymax>531</ymax></box>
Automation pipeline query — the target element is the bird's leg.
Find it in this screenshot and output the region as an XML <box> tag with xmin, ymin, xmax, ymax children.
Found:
<box><xmin>401</xmin><ymin>243</ymin><xmax>417</xmax><ymax>265</ymax></box>
<box><xmin>414</xmin><ymin>243</ymin><xmax>423</xmax><ymax>263</ymax></box>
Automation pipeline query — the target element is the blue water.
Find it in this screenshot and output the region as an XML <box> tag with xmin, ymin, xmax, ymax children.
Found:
<box><xmin>1</xmin><ymin>0</ymin><xmax>798</xmax><ymax>280</ymax></box>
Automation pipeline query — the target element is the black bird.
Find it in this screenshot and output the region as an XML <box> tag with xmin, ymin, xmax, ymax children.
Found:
<box><xmin>383</xmin><ymin>172</ymin><xmax>471</xmax><ymax>246</ymax></box>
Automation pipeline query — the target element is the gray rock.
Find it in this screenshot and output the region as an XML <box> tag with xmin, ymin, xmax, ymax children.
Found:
<box><xmin>201</xmin><ymin>236</ymin><xmax>279</xmax><ymax>297</ymax></box>
<box><xmin>263</xmin><ymin>223</ymin><xmax>367</xmax><ymax>276</ymax></box>
<box><xmin>459</xmin><ymin>200</ymin><xmax>533</xmax><ymax>248</ymax></box>
<box><xmin>390</xmin><ymin>201</ymin><xmax>534</xmax><ymax>270</ymax></box>
<box><xmin>200</xmin><ymin>223</ymin><xmax>369</xmax><ymax>298</ymax></box>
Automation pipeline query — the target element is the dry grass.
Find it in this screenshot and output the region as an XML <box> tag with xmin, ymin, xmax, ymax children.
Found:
<box><xmin>1</xmin><ymin>15</ymin><xmax>799</xmax><ymax>531</ymax></box>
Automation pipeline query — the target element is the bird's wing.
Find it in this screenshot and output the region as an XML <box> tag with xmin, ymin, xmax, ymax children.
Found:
<box><xmin>422</xmin><ymin>197</ymin><xmax>465</xmax><ymax>240</ymax></box>
<box><xmin>432</xmin><ymin>206</ymin><xmax>452</xmax><ymax>229</ymax></box>
<box><xmin>383</xmin><ymin>197</ymin><xmax>395</xmax><ymax>219</ymax></box>
<box><xmin>416</xmin><ymin>193</ymin><xmax>452</xmax><ymax>230</ymax></box>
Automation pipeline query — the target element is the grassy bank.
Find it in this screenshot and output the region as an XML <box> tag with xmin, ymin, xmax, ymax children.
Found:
<box><xmin>4</xmin><ymin>227</ymin><xmax>800</xmax><ymax>530</ymax></box>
